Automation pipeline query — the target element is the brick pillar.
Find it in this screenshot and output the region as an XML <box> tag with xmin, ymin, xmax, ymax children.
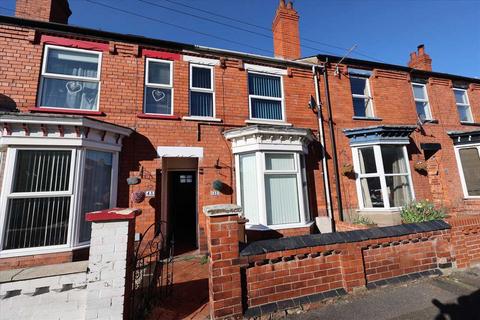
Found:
<box><xmin>85</xmin><ymin>208</ymin><xmax>141</xmax><ymax>320</ymax></box>
<box><xmin>340</xmin><ymin>243</ymin><xmax>366</xmax><ymax>292</ymax></box>
<box><xmin>204</xmin><ymin>204</ymin><xmax>244</xmax><ymax>320</ymax></box>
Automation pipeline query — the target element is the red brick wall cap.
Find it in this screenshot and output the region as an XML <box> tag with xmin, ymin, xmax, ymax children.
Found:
<box><xmin>86</xmin><ymin>208</ymin><xmax>142</xmax><ymax>222</ymax></box>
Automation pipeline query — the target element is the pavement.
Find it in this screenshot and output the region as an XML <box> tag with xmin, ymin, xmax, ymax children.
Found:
<box><xmin>286</xmin><ymin>267</ymin><xmax>480</xmax><ymax>320</ymax></box>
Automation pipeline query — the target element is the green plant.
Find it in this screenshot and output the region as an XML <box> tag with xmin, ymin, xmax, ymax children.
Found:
<box><xmin>351</xmin><ymin>215</ymin><xmax>375</xmax><ymax>226</ymax></box>
<box><xmin>400</xmin><ymin>200</ymin><xmax>445</xmax><ymax>223</ymax></box>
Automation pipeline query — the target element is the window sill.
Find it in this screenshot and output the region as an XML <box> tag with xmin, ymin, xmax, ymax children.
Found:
<box><xmin>245</xmin><ymin>119</ymin><xmax>292</xmax><ymax>126</ymax></box>
<box><xmin>352</xmin><ymin>116</ymin><xmax>383</xmax><ymax>121</ymax></box>
<box><xmin>421</xmin><ymin>119</ymin><xmax>439</xmax><ymax>125</ymax></box>
<box><xmin>182</xmin><ymin>116</ymin><xmax>222</xmax><ymax>122</ymax></box>
<box><xmin>356</xmin><ymin>208</ymin><xmax>401</xmax><ymax>212</ymax></box>
<box><xmin>460</xmin><ymin>121</ymin><xmax>480</xmax><ymax>127</ymax></box>
<box><xmin>29</xmin><ymin>107</ymin><xmax>104</xmax><ymax>116</ymax></box>
<box><xmin>0</xmin><ymin>243</ymin><xmax>89</xmax><ymax>259</ymax></box>
<box><xmin>0</xmin><ymin>260</ymin><xmax>88</xmax><ymax>284</ymax></box>
<box><xmin>246</xmin><ymin>221</ymin><xmax>314</xmax><ymax>231</ymax></box>
<box><xmin>137</xmin><ymin>113</ymin><xmax>181</xmax><ymax>120</ymax></box>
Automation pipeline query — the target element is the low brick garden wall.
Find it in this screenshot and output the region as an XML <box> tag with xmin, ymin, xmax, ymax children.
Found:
<box><xmin>204</xmin><ymin>205</ymin><xmax>480</xmax><ymax>320</ymax></box>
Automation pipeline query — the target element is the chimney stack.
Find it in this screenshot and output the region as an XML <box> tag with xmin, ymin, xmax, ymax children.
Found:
<box><xmin>16</xmin><ymin>0</ymin><xmax>71</xmax><ymax>24</ymax></box>
<box><xmin>272</xmin><ymin>0</ymin><xmax>301</xmax><ymax>60</ymax></box>
<box><xmin>408</xmin><ymin>44</ymin><xmax>432</xmax><ymax>71</ymax></box>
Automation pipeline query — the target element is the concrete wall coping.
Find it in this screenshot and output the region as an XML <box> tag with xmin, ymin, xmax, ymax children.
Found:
<box><xmin>203</xmin><ymin>204</ymin><xmax>243</xmax><ymax>217</ymax></box>
<box><xmin>0</xmin><ymin>260</ymin><xmax>88</xmax><ymax>284</ymax></box>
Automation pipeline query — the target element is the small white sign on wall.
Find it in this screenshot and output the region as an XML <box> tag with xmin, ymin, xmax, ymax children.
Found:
<box><xmin>145</xmin><ymin>190</ymin><xmax>155</xmax><ymax>197</ymax></box>
<box><xmin>210</xmin><ymin>190</ymin><xmax>220</xmax><ymax>196</ymax></box>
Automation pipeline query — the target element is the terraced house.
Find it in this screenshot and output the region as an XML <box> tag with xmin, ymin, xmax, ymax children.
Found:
<box><xmin>0</xmin><ymin>0</ymin><xmax>480</xmax><ymax>319</ymax></box>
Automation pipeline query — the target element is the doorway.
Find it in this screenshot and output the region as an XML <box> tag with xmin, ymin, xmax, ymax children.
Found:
<box><xmin>168</xmin><ymin>170</ymin><xmax>198</xmax><ymax>255</ymax></box>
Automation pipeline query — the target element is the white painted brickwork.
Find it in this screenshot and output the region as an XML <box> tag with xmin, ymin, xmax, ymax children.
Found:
<box><xmin>0</xmin><ymin>219</ymin><xmax>131</xmax><ymax>320</ymax></box>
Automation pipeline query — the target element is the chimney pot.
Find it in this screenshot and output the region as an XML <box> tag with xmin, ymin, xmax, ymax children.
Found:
<box><xmin>408</xmin><ymin>44</ymin><xmax>432</xmax><ymax>71</ymax></box>
<box><xmin>417</xmin><ymin>44</ymin><xmax>425</xmax><ymax>55</ymax></box>
<box><xmin>279</xmin><ymin>0</ymin><xmax>286</xmax><ymax>8</ymax></box>
<box><xmin>287</xmin><ymin>1</ymin><xmax>293</xmax><ymax>9</ymax></box>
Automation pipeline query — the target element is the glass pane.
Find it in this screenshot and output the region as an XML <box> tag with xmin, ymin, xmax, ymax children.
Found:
<box><xmin>459</xmin><ymin>148</ymin><xmax>480</xmax><ymax>196</ymax></box>
<box><xmin>145</xmin><ymin>87</ymin><xmax>172</xmax><ymax>114</ymax></box>
<box><xmin>265</xmin><ymin>154</ymin><xmax>295</xmax><ymax>171</ymax></box>
<box><xmin>148</xmin><ymin>61</ymin><xmax>171</xmax><ymax>85</ymax></box>
<box><xmin>381</xmin><ymin>146</ymin><xmax>408</xmax><ymax>174</ymax></box>
<box><xmin>251</xmin><ymin>98</ymin><xmax>282</xmax><ymax>120</ymax></box>
<box><xmin>190</xmin><ymin>91</ymin><xmax>213</xmax><ymax>117</ymax></box>
<box><xmin>457</xmin><ymin>105</ymin><xmax>473</xmax><ymax>122</ymax></box>
<box><xmin>80</xmin><ymin>150</ymin><xmax>113</xmax><ymax>242</ymax></box>
<box><xmin>386</xmin><ymin>175</ymin><xmax>411</xmax><ymax>207</ymax></box>
<box><xmin>416</xmin><ymin>101</ymin><xmax>430</xmax><ymax>120</ymax></box>
<box><xmin>46</xmin><ymin>48</ymin><xmax>99</xmax><ymax>78</ymax></box>
<box><xmin>353</xmin><ymin>97</ymin><xmax>373</xmax><ymax>117</ymax></box>
<box><xmin>3</xmin><ymin>196</ymin><xmax>70</xmax><ymax>249</ymax></box>
<box><xmin>454</xmin><ymin>90</ymin><xmax>466</xmax><ymax>104</ymax></box>
<box><xmin>360</xmin><ymin>177</ymin><xmax>384</xmax><ymax>208</ymax></box>
<box><xmin>248</xmin><ymin>73</ymin><xmax>281</xmax><ymax>98</ymax></box>
<box><xmin>350</xmin><ymin>77</ymin><xmax>369</xmax><ymax>96</ymax></box>
<box><xmin>239</xmin><ymin>154</ymin><xmax>259</xmax><ymax>225</ymax></box>
<box><xmin>40</xmin><ymin>78</ymin><xmax>99</xmax><ymax>110</ymax></box>
<box><xmin>265</xmin><ymin>174</ymin><xmax>300</xmax><ymax>225</ymax></box>
<box><xmin>191</xmin><ymin>66</ymin><xmax>212</xmax><ymax>89</ymax></box>
<box><xmin>413</xmin><ymin>84</ymin><xmax>426</xmax><ymax>99</ymax></box>
<box><xmin>13</xmin><ymin>150</ymin><xmax>71</xmax><ymax>193</ymax></box>
<box><xmin>358</xmin><ymin>147</ymin><xmax>376</xmax><ymax>174</ymax></box>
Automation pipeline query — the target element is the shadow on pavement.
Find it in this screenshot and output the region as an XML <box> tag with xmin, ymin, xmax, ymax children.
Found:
<box><xmin>432</xmin><ymin>289</ymin><xmax>480</xmax><ymax>320</ymax></box>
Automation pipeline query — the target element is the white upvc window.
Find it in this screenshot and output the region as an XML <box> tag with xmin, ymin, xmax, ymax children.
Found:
<box><xmin>39</xmin><ymin>45</ymin><xmax>102</xmax><ymax>111</ymax></box>
<box><xmin>454</xmin><ymin>145</ymin><xmax>480</xmax><ymax>198</ymax></box>
<box><xmin>350</xmin><ymin>75</ymin><xmax>374</xmax><ymax>118</ymax></box>
<box><xmin>189</xmin><ymin>64</ymin><xmax>215</xmax><ymax>118</ymax></box>
<box><xmin>454</xmin><ymin>88</ymin><xmax>474</xmax><ymax>123</ymax></box>
<box><xmin>144</xmin><ymin>58</ymin><xmax>174</xmax><ymax>115</ymax></box>
<box><xmin>412</xmin><ymin>83</ymin><xmax>432</xmax><ymax>121</ymax></box>
<box><xmin>0</xmin><ymin>147</ymin><xmax>117</xmax><ymax>257</ymax></box>
<box><xmin>236</xmin><ymin>152</ymin><xmax>309</xmax><ymax>228</ymax></box>
<box><xmin>352</xmin><ymin>144</ymin><xmax>414</xmax><ymax>210</ymax></box>
<box><xmin>248</xmin><ymin>72</ymin><xmax>285</xmax><ymax>122</ymax></box>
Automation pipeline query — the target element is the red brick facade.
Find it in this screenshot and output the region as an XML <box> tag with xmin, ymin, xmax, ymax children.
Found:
<box><xmin>1</xmin><ymin>0</ymin><xmax>480</xmax><ymax>272</ymax></box>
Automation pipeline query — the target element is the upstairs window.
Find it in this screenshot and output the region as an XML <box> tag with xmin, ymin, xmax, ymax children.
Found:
<box><xmin>412</xmin><ymin>83</ymin><xmax>432</xmax><ymax>121</ymax></box>
<box><xmin>350</xmin><ymin>74</ymin><xmax>374</xmax><ymax>118</ymax></box>
<box><xmin>248</xmin><ymin>73</ymin><xmax>284</xmax><ymax>121</ymax></box>
<box><xmin>39</xmin><ymin>45</ymin><xmax>101</xmax><ymax>111</ymax></box>
<box><xmin>454</xmin><ymin>88</ymin><xmax>473</xmax><ymax>123</ymax></box>
<box><xmin>144</xmin><ymin>58</ymin><xmax>173</xmax><ymax>115</ymax></box>
<box><xmin>190</xmin><ymin>65</ymin><xmax>215</xmax><ymax>118</ymax></box>
<box><xmin>354</xmin><ymin>145</ymin><xmax>413</xmax><ymax>209</ymax></box>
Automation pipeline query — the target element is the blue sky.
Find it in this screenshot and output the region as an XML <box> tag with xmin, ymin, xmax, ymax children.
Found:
<box><xmin>2</xmin><ymin>0</ymin><xmax>479</xmax><ymax>77</ymax></box>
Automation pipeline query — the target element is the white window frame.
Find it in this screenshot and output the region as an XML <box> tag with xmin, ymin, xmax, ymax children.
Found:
<box><xmin>454</xmin><ymin>144</ymin><xmax>480</xmax><ymax>199</ymax></box>
<box><xmin>412</xmin><ymin>83</ymin><xmax>432</xmax><ymax>121</ymax></box>
<box><xmin>248</xmin><ymin>71</ymin><xmax>285</xmax><ymax>123</ymax></box>
<box><xmin>144</xmin><ymin>58</ymin><xmax>174</xmax><ymax>116</ymax></box>
<box><xmin>235</xmin><ymin>151</ymin><xmax>310</xmax><ymax>229</ymax></box>
<box><xmin>453</xmin><ymin>88</ymin><xmax>474</xmax><ymax>123</ymax></box>
<box><xmin>350</xmin><ymin>75</ymin><xmax>374</xmax><ymax>118</ymax></box>
<box><xmin>38</xmin><ymin>45</ymin><xmax>102</xmax><ymax>111</ymax></box>
<box><xmin>189</xmin><ymin>64</ymin><xmax>216</xmax><ymax>119</ymax></box>
<box><xmin>352</xmin><ymin>143</ymin><xmax>415</xmax><ymax>210</ymax></box>
<box><xmin>0</xmin><ymin>146</ymin><xmax>118</xmax><ymax>257</ymax></box>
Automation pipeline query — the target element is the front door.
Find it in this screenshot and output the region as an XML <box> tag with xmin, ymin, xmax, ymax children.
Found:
<box><xmin>168</xmin><ymin>171</ymin><xmax>197</xmax><ymax>255</ymax></box>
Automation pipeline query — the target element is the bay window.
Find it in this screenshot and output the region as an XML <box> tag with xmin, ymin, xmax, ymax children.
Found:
<box><xmin>455</xmin><ymin>146</ymin><xmax>480</xmax><ymax>197</ymax></box>
<box><xmin>237</xmin><ymin>152</ymin><xmax>309</xmax><ymax>228</ymax></box>
<box><xmin>0</xmin><ymin>147</ymin><xmax>116</xmax><ymax>255</ymax></box>
<box><xmin>454</xmin><ymin>89</ymin><xmax>473</xmax><ymax>123</ymax></box>
<box><xmin>412</xmin><ymin>83</ymin><xmax>432</xmax><ymax>121</ymax></box>
<box><xmin>248</xmin><ymin>73</ymin><xmax>284</xmax><ymax>121</ymax></box>
<box><xmin>144</xmin><ymin>58</ymin><xmax>173</xmax><ymax>115</ymax></box>
<box><xmin>39</xmin><ymin>45</ymin><xmax>101</xmax><ymax>111</ymax></box>
<box><xmin>353</xmin><ymin>145</ymin><xmax>414</xmax><ymax>209</ymax></box>
<box><xmin>189</xmin><ymin>64</ymin><xmax>215</xmax><ymax>118</ymax></box>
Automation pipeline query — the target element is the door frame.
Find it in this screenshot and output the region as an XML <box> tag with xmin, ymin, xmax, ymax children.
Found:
<box><xmin>167</xmin><ymin>169</ymin><xmax>199</xmax><ymax>250</ymax></box>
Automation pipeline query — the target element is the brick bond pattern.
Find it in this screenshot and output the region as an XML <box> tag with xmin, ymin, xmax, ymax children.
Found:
<box><xmin>204</xmin><ymin>206</ymin><xmax>480</xmax><ymax>320</ymax></box>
